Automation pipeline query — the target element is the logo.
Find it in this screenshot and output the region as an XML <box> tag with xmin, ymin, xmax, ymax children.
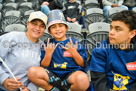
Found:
<box><xmin>126</xmin><ymin>62</ymin><xmax>136</xmax><ymax>71</ymax></box>
<box><xmin>63</xmin><ymin>51</ymin><xmax>72</xmax><ymax>57</ymax></box>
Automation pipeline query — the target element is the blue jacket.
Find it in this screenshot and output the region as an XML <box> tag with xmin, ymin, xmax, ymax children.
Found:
<box><xmin>90</xmin><ymin>39</ymin><xmax>136</xmax><ymax>90</ymax></box>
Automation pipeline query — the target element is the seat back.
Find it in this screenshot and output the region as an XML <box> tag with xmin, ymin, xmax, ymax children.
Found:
<box><xmin>40</xmin><ymin>33</ymin><xmax>53</xmax><ymax>42</ymax></box>
<box><xmin>6</xmin><ymin>2</ymin><xmax>18</xmax><ymax>9</ymax></box>
<box><xmin>86</xmin><ymin>31</ymin><xmax>109</xmax><ymax>55</ymax></box>
<box><xmin>85</xmin><ymin>0</ymin><xmax>98</xmax><ymax>4</ymax></box>
<box><xmin>66</xmin><ymin>31</ymin><xmax>84</xmax><ymax>42</ymax></box>
<box><xmin>18</xmin><ymin>2</ymin><xmax>32</xmax><ymax>14</ymax></box>
<box><xmin>67</xmin><ymin>23</ymin><xmax>82</xmax><ymax>34</ymax></box>
<box><xmin>108</xmin><ymin>7</ymin><xmax>128</xmax><ymax>23</ymax></box>
<box><xmin>88</xmin><ymin>22</ymin><xmax>110</xmax><ymax>33</ymax></box>
<box><xmin>21</xmin><ymin>10</ymin><xmax>34</xmax><ymax>25</ymax></box>
<box><xmin>27</xmin><ymin>0</ymin><xmax>39</xmax><ymax>10</ymax></box>
<box><xmin>132</xmin><ymin>7</ymin><xmax>136</xmax><ymax>12</ymax></box>
<box><xmin>3</xmin><ymin>0</ymin><xmax>15</xmax><ymax>4</ymax></box>
<box><xmin>84</xmin><ymin>1</ymin><xmax>100</xmax><ymax>10</ymax></box>
<box><xmin>2</xmin><ymin>5</ymin><xmax>16</xmax><ymax>15</ymax></box>
<box><xmin>85</xmin><ymin>8</ymin><xmax>105</xmax><ymax>28</ymax></box>
<box><xmin>16</xmin><ymin>0</ymin><xmax>28</xmax><ymax>3</ymax></box>
<box><xmin>4</xmin><ymin>24</ymin><xmax>26</xmax><ymax>32</ymax></box>
<box><xmin>0</xmin><ymin>4</ymin><xmax>2</xmax><ymax>11</ymax></box>
<box><xmin>2</xmin><ymin>10</ymin><xmax>21</xmax><ymax>30</ymax></box>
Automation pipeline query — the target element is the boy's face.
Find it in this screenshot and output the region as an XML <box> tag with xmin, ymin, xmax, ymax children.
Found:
<box><xmin>26</xmin><ymin>19</ymin><xmax>46</xmax><ymax>42</ymax></box>
<box><xmin>70</xmin><ymin>0</ymin><xmax>75</xmax><ymax>3</ymax></box>
<box><xmin>49</xmin><ymin>23</ymin><xmax>68</xmax><ymax>41</ymax></box>
<box><xmin>109</xmin><ymin>21</ymin><xmax>135</xmax><ymax>45</ymax></box>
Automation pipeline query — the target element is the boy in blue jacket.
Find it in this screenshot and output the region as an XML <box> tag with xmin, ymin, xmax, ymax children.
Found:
<box><xmin>28</xmin><ymin>10</ymin><xmax>90</xmax><ymax>91</ymax></box>
<box><xmin>90</xmin><ymin>10</ymin><xmax>136</xmax><ymax>91</ymax></box>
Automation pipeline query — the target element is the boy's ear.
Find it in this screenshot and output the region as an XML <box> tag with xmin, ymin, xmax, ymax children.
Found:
<box><xmin>130</xmin><ymin>30</ymin><xmax>136</xmax><ymax>38</ymax></box>
<box><xmin>66</xmin><ymin>25</ymin><xmax>69</xmax><ymax>31</ymax></box>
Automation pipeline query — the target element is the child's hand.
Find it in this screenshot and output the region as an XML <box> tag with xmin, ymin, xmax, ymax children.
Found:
<box><xmin>43</xmin><ymin>38</ymin><xmax>58</xmax><ymax>55</ymax></box>
<box><xmin>62</xmin><ymin>37</ymin><xmax>78</xmax><ymax>54</ymax></box>
<box><xmin>21</xmin><ymin>87</ymin><xmax>30</xmax><ymax>91</ymax></box>
<box><xmin>41</xmin><ymin>2</ymin><xmax>49</xmax><ymax>6</ymax></box>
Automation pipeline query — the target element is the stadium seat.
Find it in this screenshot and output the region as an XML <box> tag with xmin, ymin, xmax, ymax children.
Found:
<box><xmin>27</xmin><ymin>0</ymin><xmax>40</xmax><ymax>9</ymax></box>
<box><xmin>5</xmin><ymin>10</ymin><xmax>20</xmax><ymax>16</ymax></box>
<box><xmin>84</xmin><ymin>0</ymin><xmax>100</xmax><ymax>10</ymax></box>
<box><xmin>76</xmin><ymin>0</ymin><xmax>81</xmax><ymax>5</ymax></box>
<box><xmin>84</xmin><ymin>22</ymin><xmax>110</xmax><ymax>55</ymax></box>
<box><xmin>67</xmin><ymin>23</ymin><xmax>82</xmax><ymax>34</ymax></box>
<box><xmin>4</xmin><ymin>24</ymin><xmax>26</xmax><ymax>32</ymax></box>
<box><xmin>21</xmin><ymin>10</ymin><xmax>34</xmax><ymax>26</ymax></box>
<box><xmin>85</xmin><ymin>8</ymin><xmax>105</xmax><ymax>29</ymax></box>
<box><xmin>108</xmin><ymin>7</ymin><xmax>128</xmax><ymax>23</ymax></box>
<box><xmin>16</xmin><ymin>0</ymin><xmax>28</xmax><ymax>3</ymax></box>
<box><xmin>132</xmin><ymin>7</ymin><xmax>136</xmax><ymax>12</ymax></box>
<box><xmin>85</xmin><ymin>0</ymin><xmax>98</xmax><ymax>3</ymax></box>
<box><xmin>2</xmin><ymin>3</ymin><xmax>18</xmax><ymax>15</ymax></box>
<box><xmin>0</xmin><ymin>4</ymin><xmax>2</xmax><ymax>11</ymax></box>
<box><xmin>66</xmin><ymin>31</ymin><xmax>84</xmax><ymax>42</ymax></box>
<box><xmin>6</xmin><ymin>2</ymin><xmax>18</xmax><ymax>9</ymax></box>
<box><xmin>2</xmin><ymin>10</ymin><xmax>21</xmax><ymax>31</ymax></box>
<box><xmin>65</xmin><ymin>23</ymin><xmax>84</xmax><ymax>42</ymax></box>
<box><xmin>88</xmin><ymin>22</ymin><xmax>110</xmax><ymax>33</ymax></box>
<box><xmin>40</xmin><ymin>33</ymin><xmax>53</xmax><ymax>42</ymax></box>
<box><xmin>86</xmin><ymin>31</ymin><xmax>109</xmax><ymax>55</ymax></box>
<box><xmin>18</xmin><ymin>2</ymin><xmax>33</xmax><ymax>14</ymax></box>
<box><xmin>3</xmin><ymin>0</ymin><xmax>15</xmax><ymax>4</ymax></box>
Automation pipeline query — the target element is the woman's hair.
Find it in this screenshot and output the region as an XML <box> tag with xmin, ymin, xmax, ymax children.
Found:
<box><xmin>112</xmin><ymin>10</ymin><xmax>136</xmax><ymax>31</ymax></box>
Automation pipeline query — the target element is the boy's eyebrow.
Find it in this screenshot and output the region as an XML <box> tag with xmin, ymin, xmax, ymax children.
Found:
<box><xmin>115</xmin><ymin>26</ymin><xmax>122</xmax><ymax>29</ymax></box>
<box><xmin>110</xmin><ymin>25</ymin><xmax>122</xmax><ymax>28</ymax></box>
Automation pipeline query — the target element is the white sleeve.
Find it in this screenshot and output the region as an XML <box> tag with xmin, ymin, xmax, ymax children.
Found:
<box><xmin>0</xmin><ymin>33</ymin><xmax>17</xmax><ymax>85</ymax></box>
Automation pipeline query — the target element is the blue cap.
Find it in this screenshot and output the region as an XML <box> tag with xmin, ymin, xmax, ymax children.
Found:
<box><xmin>47</xmin><ymin>9</ymin><xmax>68</xmax><ymax>32</ymax></box>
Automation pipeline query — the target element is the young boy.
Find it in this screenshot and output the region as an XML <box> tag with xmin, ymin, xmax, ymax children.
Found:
<box><xmin>63</xmin><ymin>0</ymin><xmax>81</xmax><ymax>24</ymax></box>
<box><xmin>28</xmin><ymin>10</ymin><xmax>90</xmax><ymax>91</ymax></box>
<box><xmin>90</xmin><ymin>10</ymin><xmax>136</xmax><ymax>91</ymax></box>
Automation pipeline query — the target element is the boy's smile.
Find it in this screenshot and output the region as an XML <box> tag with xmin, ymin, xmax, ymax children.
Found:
<box><xmin>49</xmin><ymin>23</ymin><xmax>68</xmax><ymax>41</ymax></box>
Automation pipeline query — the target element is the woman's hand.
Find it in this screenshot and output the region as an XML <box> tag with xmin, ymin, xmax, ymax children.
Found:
<box><xmin>3</xmin><ymin>78</ymin><xmax>23</xmax><ymax>91</ymax></box>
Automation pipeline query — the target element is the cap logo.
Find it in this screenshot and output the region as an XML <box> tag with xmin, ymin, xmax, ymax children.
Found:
<box><xmin>35</xmin><ymin>13</ymin><xmax>44</xmax><ymax>18</ymax></box>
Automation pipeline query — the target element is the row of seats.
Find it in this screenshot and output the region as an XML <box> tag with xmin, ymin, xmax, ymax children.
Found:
<box><xmin>0</xmin><ymin>2</ymin><xmax>37</xmax><ymax>14</ymax></box>
<box><xmin>1</xmin><ymin>22</ymin><xmax>110</xmax><ymax>56</ymax></box>
<box><xmin>84</xmin><ymin>7</ymin><xmax>136</xmax><ymax>29</ymax></box>
<box><xmin>0</xmin><ymin>10</ymin><xmax>34</xmax><ymax>31</ymax></box>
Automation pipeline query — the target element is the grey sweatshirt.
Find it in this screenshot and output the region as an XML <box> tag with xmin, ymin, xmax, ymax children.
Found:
<box><xmin>0</xmin><ymin>32</ymin><xmax>42</xmax><ymax>91</ymax></box>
